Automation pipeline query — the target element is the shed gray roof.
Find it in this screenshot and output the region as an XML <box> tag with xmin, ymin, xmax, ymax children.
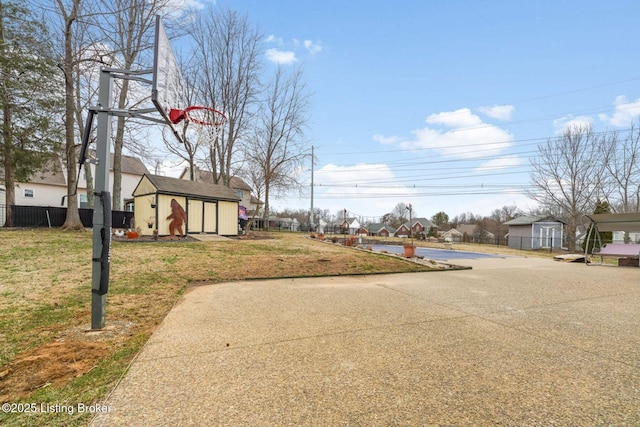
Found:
<box><xmin>504</xmin><ymin>215</ymin><xmax>565</xmax><ymax>226</ymax></box>
<box><xmin>144</xmin><ymin>174</ymin><xmax>240</xmax><ymax>201</ymax></box>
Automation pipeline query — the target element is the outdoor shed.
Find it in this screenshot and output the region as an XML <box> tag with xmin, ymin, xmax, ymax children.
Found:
<box><xmin>132</xmin><ymin>174</ymin><xmax>241</xmax><ymax>237</ymax></box>
<box><xmin>504</xmin><ymin>215</ymin><xmax>565</xmax><ymax>250</ymax></box>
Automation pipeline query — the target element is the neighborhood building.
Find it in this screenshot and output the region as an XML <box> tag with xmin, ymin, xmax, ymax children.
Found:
<box><xmin>1</xmin><ymin>152</ymin><xmax>149</xmax><ymax>210</ymax></box>
<box><xmin>455</xmin><ymin>224</ymin><xmax>496</xmax><ymax>242</ymax></box>
<box><xmin>504</xmin><ymin>215</ymin><xmax>565</xmax><ymax>250</ymax></box>
<box><xmin>179</xmin><ymin>167</ymin><xmax>261</xmax><ymax>216</ymax></box>
<box><xmin>440</xmin><ymin>228</ymin><xmax>464</xmax><ymax>242</ymax></box>
<box><xmin>395</xmin><ymin>218</ymin><xmax>436</xmax><ymax>238</ymax></box>
<box><xmin>367</xmin><ymin>223</ymin><xmax>396</xmax><ymax>237</ymax></box>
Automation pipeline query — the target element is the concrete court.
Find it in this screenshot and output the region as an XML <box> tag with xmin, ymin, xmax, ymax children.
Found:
<box><xmin>91</xmin><ymin>257</ymin><xmax>639</xmax><ymax>426</ymax></box>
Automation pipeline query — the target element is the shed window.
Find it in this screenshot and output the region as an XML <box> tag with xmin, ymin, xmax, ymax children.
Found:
<box><xmin>24</xmin><ymin>189</ymin><xmax>34</xmax><ymax>198</ymax></box>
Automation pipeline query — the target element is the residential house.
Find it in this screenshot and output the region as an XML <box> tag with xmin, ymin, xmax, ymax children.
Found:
<box><xmin>179</xmin><ymin>167</ymin><xmax>261</xmax><ymax>216</ymax></box>
<box><xmin>340</xmin><ymin>217</ymin><xmax>361</xmax><ymax>235</ymax></box>
<box><xmin>441</xmin><ymin>228</ymin><xmax>464</xmax><ymax>242</ymax></box>
<box><xmin>367</xmin><ymin>223</ymin><xmax>396</xmax><ymax>237</ymax></box>
<box><xmin>396</xmin><ymin>218</ymin><xmax>436</xmax><ymax>238</ymax></box>
<box><xmin>504</xmin><ymin>215</ymin><xmax>565</xmax><ymax>250</ymax></box>
<box><xmin>395</xmin><ymin>223</ymin><xmax>411</xmax><ymax>238</ymax></box>
<box><xmin>278</xmin><ymin>217</ymin><xmax>300</xmax><ymax>232</ymax></box>
<box><xmin>456</xmin><ymin>224</ymin><xmax>496</xmax><ymax>243</ymax></box>
<box><xmin>411</xmin><ymin>218</ymin><xmax>436</xmax><ymax>237</ymax></box>
<box><xmin>2</xmin><ymin>151</ymin><xmax>149</xmax><ymax>210</ymax></box>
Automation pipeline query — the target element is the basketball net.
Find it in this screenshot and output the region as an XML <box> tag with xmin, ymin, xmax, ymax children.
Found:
<box><xmin>169</xmin><ymin>106</ymin><xmax>227</xmax><ymax>149</ymax></box>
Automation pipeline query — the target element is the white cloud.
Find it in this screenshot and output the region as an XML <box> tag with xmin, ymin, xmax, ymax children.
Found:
<box><xmin>314</xmin><ymin>163</ymin><xmax>418</xmax><ymax>213</ymax></box>
<box><xmin>477</xmin><ymin>105</ymin><xmax>514</xmax><ymax>121</ymax></box>
<box><xmin>552</xmin><ymin>115</ymin><xmax>593</xmax><ymax>133</ymax></box>
<box><xmin>265</xmin><ymin>48</ymin><xmax>297</xmax><ymax>65</ymax></box>
<box><xmin>303</xmin><ymin>40</ymin><xmax>322</xmax><ymax>55</ymax></box>
<box><xmin>392</xmin><ymin>108</ymin><xmax>513</xmax><ymax>159</ymax></box>
<box><xmin>372</xmin><ymin>134</ymin><xmax>402</xmax><ymax>145</ymax></box>
<box><xmin>473</xmin><ymin>155</ymin><xmax>523</xmax><ymax>173</ymax></box>
<box><xmin>265</xmin><ymin>34</ymin><xmax>283</xmax><ymax>45</ymax></box>
<box><xmin>599</xmin><ymin>95</ymin><xmax>640</xmax><ymax>127</ymax></box>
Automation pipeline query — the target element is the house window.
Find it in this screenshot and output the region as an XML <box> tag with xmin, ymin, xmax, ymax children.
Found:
<box><xmin>80</xmin><ymin>194</ymin><xmax>89</xmax><ymax>208</ymax></box>
<box><xmin>24</xmin><ymin>189</ymin><xmax>34</xmax><ymax>198</ymax></box>
<box><xmin>235</xmin><ymin>189</ymin><xmax>244</xmax><ymax>199</ymax></box>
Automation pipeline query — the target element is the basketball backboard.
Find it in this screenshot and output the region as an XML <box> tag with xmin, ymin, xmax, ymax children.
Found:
<box><xmin>151</xmin><ymin>16</ymin><xmax>186</xmax><ymax>138</ymax></box>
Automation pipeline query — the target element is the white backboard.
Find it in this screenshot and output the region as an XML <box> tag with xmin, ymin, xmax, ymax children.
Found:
<box><xmin>151</xmin><ymin>16</ymin><xmax>186</xmax><ymax>137</ymax></box>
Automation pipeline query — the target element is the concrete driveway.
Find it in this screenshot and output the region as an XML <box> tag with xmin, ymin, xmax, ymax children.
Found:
<box><xmin>91</xmin><ymin>257</ymin><xmax>639</xmax><ymax>426</ymax></box>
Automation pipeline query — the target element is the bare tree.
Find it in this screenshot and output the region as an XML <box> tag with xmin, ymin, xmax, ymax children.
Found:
<box><xmin>245</xmin><ymin>65</ymin><xmax>311</xmax><ymax>228</ymax></box>
<box><xmin>528</xmin><ymin>124</ymin><xmax>606</xmax><ymax>251</ymax></box>
<box><xmin>56</xmin><ymin>0</ymin><xmax>87</xmax><ymax>230</ymax></box>
<box><xmin>603</xmin><ymin>124</ymin><xmax>640</xmax><ymax>213</ymax></box>
<box><xmin>161</xmin><ymin>59</ymin><xmax>205</xmax><ymax>180</ymax></box>
<box><xmin>387</xmin><ymin>202</ymin><xmax>412</xmax><ymax>228</ymax></box>
<box><xmin>99</xmin><ymin>0</ymin><xmax>170</xmax><ymax>210</ymax></box>
<box><xmin>190</xmin><ymin>7</ymin><xmax>262</xmax><ymax>187</ymax></box>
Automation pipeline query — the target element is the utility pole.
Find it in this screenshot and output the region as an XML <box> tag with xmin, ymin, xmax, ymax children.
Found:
<box><xmin>310</xmin><ymin>145</ymin><xmax>314</xmax><ymax>232</ymax></box>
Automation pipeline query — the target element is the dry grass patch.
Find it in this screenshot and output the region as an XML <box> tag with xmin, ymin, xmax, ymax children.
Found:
<box><xmin>0</xmin><ymin>229</ymin><xmax>436</xmax><ymax>427</ymax></box>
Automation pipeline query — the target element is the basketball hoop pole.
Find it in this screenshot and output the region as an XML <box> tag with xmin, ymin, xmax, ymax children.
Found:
<box><xmin>90</xmin><ymin>68</ymin><xmax>113</xmax><ymax>330</ymax></box>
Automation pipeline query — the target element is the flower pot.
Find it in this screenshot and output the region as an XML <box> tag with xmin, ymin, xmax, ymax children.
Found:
<box><xmin>126</xmin><ymin>231</ymin><xmax>139</xmax><ymax>239</ymax></box>
<box><xmin>404</xmin><ymin>244</ymin><xmax>416</xmax><ymax>258</ymax></box>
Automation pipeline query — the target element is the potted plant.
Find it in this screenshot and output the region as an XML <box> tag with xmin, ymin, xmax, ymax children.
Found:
<box><xmin>404</xmin><ymin>242</ymin><xmax>416</xmax><ymax>257</ymax></box>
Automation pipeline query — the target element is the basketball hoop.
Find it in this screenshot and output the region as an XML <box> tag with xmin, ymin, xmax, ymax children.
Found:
<box><xmin>170</xmin><ymin>106</ymin><xmax>227</xmax><ymax>147</ymax></box>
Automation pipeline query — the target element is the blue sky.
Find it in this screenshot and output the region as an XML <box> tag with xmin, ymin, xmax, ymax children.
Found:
<box><xmin>186</xmin><ymin>0</ymin><xmax>640</xmax><ymax>221</ymax></box>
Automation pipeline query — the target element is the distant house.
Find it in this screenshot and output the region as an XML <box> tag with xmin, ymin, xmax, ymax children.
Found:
<box><xmin>441</xmin><ymin>228</ymin><xmax>464</xmax><ymax>242</ymax></box>
<box><xmin>179</xmin><ymin>167</ymin><xmax>262</xmax><ymax>216</ymax></box>
<box><xmin>456</xmin><ymin>224</ymin><xmax>496</xmax><ymax>242</ymax></box>
<box><xmin>395</xmin><ymin>223</ymin><xmax>411</xmax><ymax>238</ymax></box>
<box><xmin>1</xmin><ymin>152</ymin><xmax>149</xmax><ymax>210</ymax></box>
<box><xmin>367</xmin><ymin>223</ymin><xmax>396</xmax><ymax>237</ymax></box>
<box><xmin>278</xmin><ymin>217</ymin><xmax>300</xmax><ymax>232</ymax></box>
<box><xmin>504</xmin><ymin>215</ymin><xmax>565</xmax><ymax>250</ymax></box>
<box><xmin>395</xmin><ymin>218</ymin><xmax>436</xmax><ymax>238</ymax></box>
<box><xmin>338</xmin><ymin>217</ymin><xmax>361</xmax><ymax>235</ymax></box>
<box><xmin>411</xmin><ymin>218</ymin><xmax>436</xmax><ymax>236</ymax></box>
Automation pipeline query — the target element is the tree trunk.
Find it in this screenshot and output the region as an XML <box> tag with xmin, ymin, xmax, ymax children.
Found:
<box><xmin>3</xmin><ymin>159</ymin><xmax>14</xmax><ymax>228</ymax></box>
<box><xmin>61</xmin><ymin>6</ymin><xmax>84</xmax><ymax>231</ymax></box>
<box><xmin>2</xmin><ymin>93</ymin><xmax>13</xmax><ymax>227</ymax></box>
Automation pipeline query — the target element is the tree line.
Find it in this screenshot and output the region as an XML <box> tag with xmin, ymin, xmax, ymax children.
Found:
<box><xmin>1</xmin><ymin>0</ymin><xmax>311</xmax><ymax>228</ymax></box>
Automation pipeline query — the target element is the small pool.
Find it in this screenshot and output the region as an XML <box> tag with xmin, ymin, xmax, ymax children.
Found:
<box><xmin>371</xmin><ymin>245</ymin><xmax>505</xmax><ymax>261</ymax></box>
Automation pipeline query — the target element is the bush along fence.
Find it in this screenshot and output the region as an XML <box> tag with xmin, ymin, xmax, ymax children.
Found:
<box><xmin>1</xmin><ymin>205</ymin><xmax>133</xmax><ymax>229</ymax></box>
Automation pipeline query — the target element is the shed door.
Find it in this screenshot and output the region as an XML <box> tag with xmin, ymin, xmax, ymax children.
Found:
<box><xmin>203</xmin><ymin>202</ymin><xmax>217</xmax><ymax>233</ymax></box>
<box><xmin>540</xmin><ymin>226</ymin><xmax>554</xmax><ymax>248</ymax></box>
<box><xmin>188</xmin><ymin>200</ymin><xmax>203</xmax><ymax>233</ymax></box>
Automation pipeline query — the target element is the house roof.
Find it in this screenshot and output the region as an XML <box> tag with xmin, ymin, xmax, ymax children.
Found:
<box><xmin>504</xmin><ymin>215</ymin><xmax>565</xmax><ymax>226</ymax></box>
<box><xmin>29</xmin><ymin>157</ymin><xmax>67</xmax><ymax>185</ymax></box>
<box><xmin>442</xmin><ymin>228</ymin><xmax>464</xmax><ymax>236</ymax></box>
<box><xmin>142</xmin><ymin>174</ymin><xmax>240</xmax><ymax>201</ymax></box>
<box><xmin>412</xmin><ymin>217</ymin><xmax>435</xmax><ymax>228</ymax></box>
<box><xmin>180</xmin><ymin>167</ymin><xmax>252</xmax><ymax>191</ymax></box>
<box><xmin>367</xmin><ymin>223</ymin><xmax>396</xmax><ymax>233</ymax></box>
<box><xmin>115</xmin><ymin>153</ymin><xmax>149</xmax><ymax>175</ymax></box>
<box><xmin>20</xmin><ymin>152</ymin><xmax>149</xmax><ymax>187</ymax></box>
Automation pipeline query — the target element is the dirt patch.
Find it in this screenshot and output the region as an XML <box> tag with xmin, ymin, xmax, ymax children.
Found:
<box><xmin>0</xmin><ymin>340</ymin><xmax>109</xmax><ymax>403</ymax></box>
